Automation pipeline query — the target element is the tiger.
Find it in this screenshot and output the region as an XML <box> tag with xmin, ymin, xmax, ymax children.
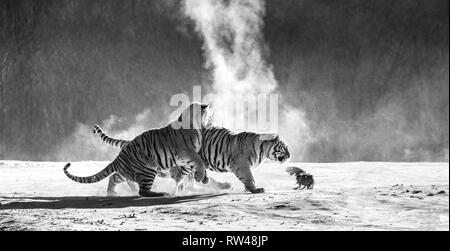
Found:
<box><xmin>93</xmin><ymin>125</ymin><xmax>291</xmax><ymax>194</ymax></box>
<box><xmin>92</xmin><ymin>124</ymin><xmax>216</xmax><ymax>193</ymax></box>
<box><xmin>63</xmin><ymin>102</ymin><xmax>212</xmax><ymax>197</ymax></box>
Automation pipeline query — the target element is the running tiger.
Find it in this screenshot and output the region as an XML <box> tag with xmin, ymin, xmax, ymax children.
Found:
<box><xmin>92</xmin><ymin>124</ymin><xmax>214</xmax><ymax>193</ymax></box>
<box><xmin>64</xmin><ymin>102</ymin><xmax>212</xmax><ymax>197</ymax></box>
<box><xmin>94</xmin><ymin>126</ymin><xmax>291</xmax><ymax>194</ymax></box>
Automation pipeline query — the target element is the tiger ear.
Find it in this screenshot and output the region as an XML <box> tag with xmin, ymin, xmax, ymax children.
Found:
<box><xmin>259</xmin><ymin>133</ymin><xmax>279</xmax><ymax>141</ymax></box>
<box><xmin>201</xmin><ymin>103</ymin><xmax>210</xmax><ymax>110</ymax></box>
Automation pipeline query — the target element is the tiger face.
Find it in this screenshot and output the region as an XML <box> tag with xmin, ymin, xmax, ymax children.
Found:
<box><xmin>267</xmin><ymin>137</ymin><xmax>290</xmax><ymax>164</ymax></box>
<box><xmin>201</xmin><ymin>104</ymin><xmax>213</xmax><ymax>128</ymax></box>
<box><xmin>176</xmin><ymin>102</ymin><xmax>211</xmax><ymax>129</ymax></box>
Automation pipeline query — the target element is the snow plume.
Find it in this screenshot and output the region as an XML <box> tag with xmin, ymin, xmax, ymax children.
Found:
<box><xmin>184</xmin><ymin>0</ymin><xmax>311</xmax><ymax>160</ymax></box>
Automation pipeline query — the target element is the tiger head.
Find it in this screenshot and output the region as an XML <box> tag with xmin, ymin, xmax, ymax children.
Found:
<box><xmin>175</xmin><ymin>102</ymin><xmax>212</xmax><ymax>130</ymax></box>
<box><xmin>262</xmin><ymin>134</ymin><xmax>291</xmax><ymax>164</ymax></box>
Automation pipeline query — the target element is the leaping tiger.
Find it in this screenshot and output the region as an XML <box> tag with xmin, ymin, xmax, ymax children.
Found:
<box><xmin>93</xmin><ymin>125</ymin><xmax>291</xmax><ymax>194</ymax></box>
<box><xmin>63</xmin><ymin>102</ymin><xmax>212</xmax><ymax>197</ymax></box>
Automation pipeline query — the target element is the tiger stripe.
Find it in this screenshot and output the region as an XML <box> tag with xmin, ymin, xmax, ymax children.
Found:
<box><xmin>63</xmin><ymin>103</ymin><xmax>211</xmax><ymax>197</ymax></box>
<box><xmin>93</xmin><ymin>124</ymin><xmax>291</xmax><ymax>194</ymax></box>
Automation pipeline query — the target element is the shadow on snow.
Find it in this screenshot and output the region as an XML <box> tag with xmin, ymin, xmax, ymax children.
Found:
<box><xmin>0</xmin><ymin>193</ymin><xmax>228</xmax><ymax>210</ymax></box>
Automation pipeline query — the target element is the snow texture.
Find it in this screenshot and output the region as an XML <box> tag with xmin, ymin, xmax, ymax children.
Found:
<box><xmin>0</xmin><ymin>161</ymin><xmax>448</xmax><ymax>231</ymax></box>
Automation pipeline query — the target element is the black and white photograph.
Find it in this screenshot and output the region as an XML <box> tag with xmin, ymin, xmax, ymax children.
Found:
<box><xmin>0</xmin><ymin>0</ymin><xmax>448</xmax><ymax>234</ymax></box>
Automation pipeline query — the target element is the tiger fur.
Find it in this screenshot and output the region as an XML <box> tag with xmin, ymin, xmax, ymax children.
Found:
<box><xmin>93</xmin><ymin>125</ymin><xmax>290</xmax><ymax>194</ymax></box>
<box><xmin>63</xmin><ymin>102</ymin><xmax>211</xmax><ymax>197</ymax></box>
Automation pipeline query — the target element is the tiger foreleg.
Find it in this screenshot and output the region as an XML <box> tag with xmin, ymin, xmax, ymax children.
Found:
<box><xmin>232</xmin><ymin>164</ymin><xmax>264</xmax><ymax>194</ymax></box>
<box><xmin>175</xmin><ymin>149</ymin><xmax>206</xmax><ymax>183</ymax></box>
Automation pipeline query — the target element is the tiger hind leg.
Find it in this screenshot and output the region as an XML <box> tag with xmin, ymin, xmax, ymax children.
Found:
<box><xmin>135</xmin><ymin>166</ymin><xmax>168</xmax><ymax>197</ymax></box>
<box><xmin>139</xmin><ymin>190</ymin><xmax>167</xmax><ymax>197</ymax></box>
<box><xmin>107</xmin><ymin>173</ymin><xmax>126</xmax><ymax>197</ymax></box>
<box><xmin>120</xmin><ymin>151</ymin><xmax>169</xmax><ymax>197</ymax></box>
<box><xmin>126</xmin><ymin>179</ymin><xmax>139</xmax><ymax>194</ymax></box>
<box><xmin>170</xmin><ymin>166</ymin><xmax>193</xmax><ymax>195</ymax></box>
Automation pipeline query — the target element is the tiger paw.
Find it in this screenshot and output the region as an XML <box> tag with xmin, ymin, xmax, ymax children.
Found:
<box><xmin>194</xmin><ymin>168</ymin><xmax>206</xmax><ymax>183</ymax></box>
<box><xmin>201</xmin><ymin>175</ymin><xmax>210</xmax><ymax>184</ymax></box>
<box><xmin>249</xmin><ymin>188</ymin><xmax>265</xmax><ymax>194</ymax></box>
<box><xmin>139</xmin><ymin>190</ymin><xmax>168</xmax><ymax>197</ymax></box>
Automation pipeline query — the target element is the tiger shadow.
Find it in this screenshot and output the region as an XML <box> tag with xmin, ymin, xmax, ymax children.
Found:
<box><xmin>0</xmin><ymin>193</ymin><xmax>227</xmax><ymax>210</ymax></box>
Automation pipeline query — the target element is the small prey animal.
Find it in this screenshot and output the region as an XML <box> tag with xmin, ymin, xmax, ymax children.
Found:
<box><xmin>286</xmin><ymin>167</ymin><xmax>314</xmax><ymax>190</ymax></box>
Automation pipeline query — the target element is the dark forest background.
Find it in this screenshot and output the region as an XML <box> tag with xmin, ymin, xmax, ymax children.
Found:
<box><xmin>0</xmin><ymin>0</ymin><xmax>448</xmax><ymax>162</ymax></box>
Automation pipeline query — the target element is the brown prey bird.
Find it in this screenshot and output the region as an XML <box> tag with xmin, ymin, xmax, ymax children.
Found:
<box><xmin>286</xmin><ymin>167</ymin><xmax>315</xmax><ymax>190</ymax></box>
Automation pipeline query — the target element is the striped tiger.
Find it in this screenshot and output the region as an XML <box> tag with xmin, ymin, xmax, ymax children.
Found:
<box><xmin>94</xmin><ymin>126</ymin><xmax>291</xmax><ymax>194</ymax></box>
<box><xmin>92</xmin><ymin>124</ymin><xmax>213</xmax><ymax>193</ymax></box>
<box><xmin>63</xmin><ymin>102</ymin><xmax>212</xmax><ymax>197</ymax></box>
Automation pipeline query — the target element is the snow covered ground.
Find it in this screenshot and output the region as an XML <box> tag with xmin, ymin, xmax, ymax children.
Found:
<box><xmin>0</xmin><ymin>161</ymin><xmax>448</xmax><ymax>231</ymax></box>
